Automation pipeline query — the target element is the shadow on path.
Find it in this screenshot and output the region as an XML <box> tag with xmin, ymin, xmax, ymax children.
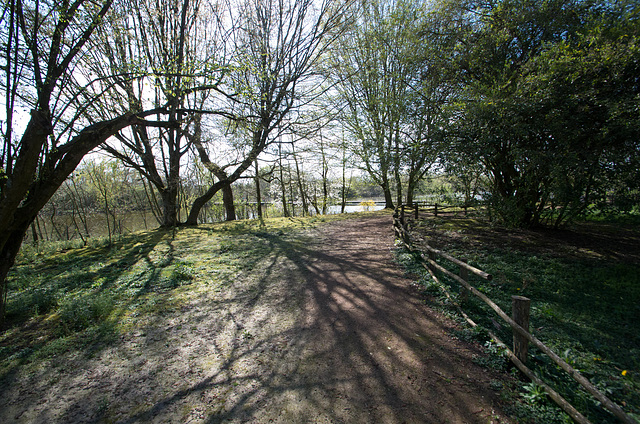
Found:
<box><xmin>3</xmin><ymin>214</ymin><xmax>512</xmax><ymax>424</ymax></box>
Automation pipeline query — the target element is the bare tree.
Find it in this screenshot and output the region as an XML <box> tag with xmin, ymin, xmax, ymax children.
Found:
<box><xmin>84</xmin><ymin>0</ymin><xmax>228</xmax><ymax>227</ymax></box>
<box><xmin>184</xmin><ymin>0</ymin><xmax>354</xmax><ymax>225</ymax></box>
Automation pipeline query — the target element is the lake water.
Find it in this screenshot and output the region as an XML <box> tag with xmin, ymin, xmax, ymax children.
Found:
<box><xmin>29</xmin><ymin>203</ymin><xmax>387</xmax><ymax>243</ymax></box>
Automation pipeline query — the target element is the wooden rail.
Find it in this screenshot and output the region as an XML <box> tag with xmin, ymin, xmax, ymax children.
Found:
<box><xmin>402</xmin><ymin>202</ymin><xmax>472</xmax><ymax>218</ymax></box>
<box><xmin>421</xmin><ymin>258</ymin><xmax>592</xmax><ymax>424</ymax></box>
<box><xmin>392</xmin><ymin>210</ymin><xmax>638</xmax><ymax>424</ymax></box>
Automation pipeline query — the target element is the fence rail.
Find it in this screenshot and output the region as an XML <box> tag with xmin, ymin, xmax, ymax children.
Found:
<box><xmin>393</xmin><ymin>207</ymin><xmax>637</xmax><ymax>424</ymax></box>
<box><xmin>401</xmin><ymin>202</ymin><xmax>474</xmax><ymax>219</ymax></box>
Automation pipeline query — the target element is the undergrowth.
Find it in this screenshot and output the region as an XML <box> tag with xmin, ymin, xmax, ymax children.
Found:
<box><xmin>396</xmin><ymin>216</ymin><xmax>640</xmax><ymax>424</ymax></box>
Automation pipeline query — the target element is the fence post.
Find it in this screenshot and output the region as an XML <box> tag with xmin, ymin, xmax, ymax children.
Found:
<box><xmin>428</xmin><ymin>250</ymin><xmax>436</xmax><ymax>266</ymax></box>
<box><xmin>459</xmin><ymin>260</ymin><xmax>469</xmax><ymax>303</ymax></box>
<box><xmin>512</xmin><ymin>295</ymin><xmax>531</xmax><ymax>364</ymax></box>
<box><xmin>414</xmin><ymin>202</ymin><xmax>419</xmax><ymax>219</ymax></box>
<box><xmin>434</xmin><ymin>203</ymin><xmax>438</xmax><ymax>217</ymax></box>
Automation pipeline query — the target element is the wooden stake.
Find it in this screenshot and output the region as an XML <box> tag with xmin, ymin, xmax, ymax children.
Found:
<box><xmin>512</xmin><ymin>295</ymin><xmax>531</xmax><ymax>364</ymax></box>
<box><xmin>459</xmin><ymin>260</ymin><xmax>469</xmax><ymax>303</ymax></box>
<box><xmin>420</xmin><ymin>260</ymin><xmax>592</xmax><ymax>424</ymax></box>
<box><xmin>420</xmin><ymin>254</ymin><xmax>636</xmax><ymax>423</ymax></box>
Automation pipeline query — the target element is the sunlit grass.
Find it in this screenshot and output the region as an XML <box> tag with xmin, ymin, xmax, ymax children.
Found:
<box><xmin>1</xmin><ymin>212</ymin><xmax>381</xmax><ymax>381</ymax></box>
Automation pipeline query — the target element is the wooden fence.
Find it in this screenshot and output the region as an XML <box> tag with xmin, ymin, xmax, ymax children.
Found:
<box><xmin>393</xmin><ymin>207</ymin><xmax>637</xmax><ymax>424</ymax></box>
<box><xmin>399</xmin><ymin>202</ymin><xmax>478</xmax><ymax>220</ymax></box>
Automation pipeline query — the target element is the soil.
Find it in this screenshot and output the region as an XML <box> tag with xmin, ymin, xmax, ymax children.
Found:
<box><xmin>1</xmin><ymin>214</ymin><xmax>513</xmax><ymax>423</ymax></box>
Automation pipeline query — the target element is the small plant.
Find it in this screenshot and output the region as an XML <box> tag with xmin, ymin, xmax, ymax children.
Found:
<box><xmin>484</xmin><ymin>339</ymin><xmax>506</xmax><ymax>356</ymax></box>
<box><xmin>219</xmin><ymin>239</ymin><xmax>235</xmax><ymax>253</ymax></box>
<box><xmin>30</xmin><ymin>287</ymin><xmax>58</xmax><ymax>317</ymax></box>
<box><xmin>520</xmin><ymin>382</ymin><xmax>547</xmax><ymax>405</ymax></box>
<box><xmin>490</xmin><ymin>380</ymin><xmax>504</xmax><ymax>391</ymax></box>
<box><xmin>472</xmin><ymin>340</ymin><xmax>508</xmax><ymax>371</ymax></box>
<box><xmin>419</xmin><ymin>277</ymin><xmax>442</xmax><ymax>296</ymax></box>
<box><xmin>452</xmin><ymin>325</ymin><xmax>487</xmax><ymax>343</ymax></box>
<box><xmin>96</xmin><ymin>397</ymin><xmax>110</xmax><ymax>417</ymax></box>
<box><xmin>59</xmin><ymin>293</ymin><xmax>115</xmax><ymax>334</ymax></box>
<box><xmin>172</xmin><ymin>262</ymin><xmax>196</xmax><ymax>282</ymax></box>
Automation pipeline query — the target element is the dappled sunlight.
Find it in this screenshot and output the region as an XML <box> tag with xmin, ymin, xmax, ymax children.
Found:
<box><xmin>1</xmin><ymin>213</ymin><xmax>510</xmax><ymax>423</ymax></box>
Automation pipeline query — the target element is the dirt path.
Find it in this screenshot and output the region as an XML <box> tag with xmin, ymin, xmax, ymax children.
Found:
<box><xmin>1</xmin><ymin>214</ymin><xmax>512</xmax><ymax>423</ymax></box>
<box><xmin>267</xmin><ymin>214</ymin><xmax>512</xmax><ymax>423</ymax></box>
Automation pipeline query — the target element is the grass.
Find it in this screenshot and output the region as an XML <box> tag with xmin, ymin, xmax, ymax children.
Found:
<box><xmin>0</xmin><ymin>212</ymin><xmax>357</xmax><ymax>383</ymax></box>
<box><xmin>401</xmin><ymin>214</ymin><xmax>640</xmax><ymax>423</ymax></box>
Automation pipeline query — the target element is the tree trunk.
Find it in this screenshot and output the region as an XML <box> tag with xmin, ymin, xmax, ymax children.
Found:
<box><xmin>160</xmin><ymin>186</ymin><xmax>179</xmax><ymax>227</ymax></box>
<box><xmin>185</xmin><ymin>180</ymin><xmax>226</xmax><ymax>225</ymax></box>
<box><xmin>292</xmin><ymin>148</ymin><xmax>309</xmax><ymax>216</ymax></box>
<box><xmin>395</xmin><ymin>177</ymin><xmax>403</xmax><ymax>210</ymax></box>
<box><xmin>320</xmin><ymin>138</ymin><xmax>329</xmax><ymax>215</ymax></box>
<box><xmin>381</xmin><ymin>174</ymin><xmax>395</xmax><ymax>209</ymax></box>
<box><xmin>0</xmin><ymin>221</ymin><xmax>31</xmax><ymax>325</ymax></box>
<box><xmin>222</xmin><ymin>183</ymin><xmax>236</xmax><ymax>221</ymax></box>
<box><xmin>383</xmin><ymin>187</ymin><xmax>394</xmax><ymax>209</ymax></box>
<box><xmin>341</xmin><ymin>164</ymin><xmax>347</xmax><ymax>214</ymax></box>
<box><xmin>322</xmin><ymin>168</ymin><xmax>328</xmax><ymax>215</ymax></box>
<box><xmin>187</xmin><ymin>128</ymin><xmax>264</xmax><ymax>226</ymax></box>
<box><xmin>406</xmin><ymin>176</ymin><xmax>416</xmax><ymax>206</ymax></box>
<box><xmin>30</xmin><ymin>221</ymin><xmax>39</xmax><ymax>246</ymax></box>
<box><xmin>255</xmin><ymin>160</ymin><xmax>263</xmax><ymax>220</ymax></box>
<box><xmin>278</xmin><ymin>147</ymin><xmax>290</xmax><ymax>217</ymax></box>
<box><xmin>288</xmin><ymin>167</ymin><xmax>296</xmax><ymax>217</ymax></box>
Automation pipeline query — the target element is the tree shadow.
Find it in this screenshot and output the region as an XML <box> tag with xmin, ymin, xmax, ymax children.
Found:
<box><xmin>1</xmin><ymin>216</ymin><xmax>509</xmax><ymax>423</ymax></box>
<box><xmin>47</xmin><ymin>216</ymin><xmax>509</xmax><ymax>424</ymax></box>
<box><xmin>0</xmin><ymin>228</ymin><xmax>180</xmax><ymax>385</ymax></box>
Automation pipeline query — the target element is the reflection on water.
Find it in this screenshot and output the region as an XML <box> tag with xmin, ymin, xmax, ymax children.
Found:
<box><xmin>326</xmin><ymin>204</ymin><xmax>386</xmax><ymax>214</ymax></box>
<box><xmin>28</xmin><ymin>203</ymin><xmax>387</xmax><ymax>243</ymax></box>
<box><xmin>238</xmin><ymin>203</ymin><xmax>386</xmax><ymax>221</ymax></box>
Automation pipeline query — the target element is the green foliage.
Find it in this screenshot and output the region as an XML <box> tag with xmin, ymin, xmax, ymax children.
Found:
<box><xmin>402</xmin><ymin>216</ymin><xmax>640</xmax><ymax>423</ymax></box>
<box><xmin>472</xmin><ymin>340</ymin><xmax>509</xmax><ymax>371</ymax></box>
<box><xmin>59</xmin><ymin>294</ymin><xmax>115</xmax><ymax>334</ymax></box>
<box><xmin>331</xmin><ymin>0</ymin><xmax>447</xmax><ymax>207</ymax></box>
<box><xmin>19</xmin><ymin>287</ymin><xmax>58</xmax><ymax>318</ymax></box>
<box><xmin>172</xmin><ymin>261</ymin><xmax>196</xmax><ymax>282</ymax></box>
<box><xmin>446</xmin><ymin>0</ymin><xmax>640</xmax><ymax>228</ymax></box>
<box><xmin>504</xmin><ymin>398</ymin><xmax>574</xmax><ymax>424</ymax></box>
<box><xmin>520</xmin><ymin>382</ymin><xmax>547</xmax><ymax>405</ymax></box>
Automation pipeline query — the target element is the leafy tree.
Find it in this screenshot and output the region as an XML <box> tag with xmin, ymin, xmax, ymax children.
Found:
<box><xmin>522</xmin><ymin>1</ymin><xmax>640</xmax><ymax>223</ymax></box>
<box><xmin>331</xmin><ymin>0</ymin><xmax>445</xmax><ymax>208</ymax></box>
<box><xmin>0</xmin><ymin>0</ymin><xmax>169</xmax><ymax>322</ymax></box>
<box><xmin>331</xmin><ymin>0</ymin><xmax>401</xmax><ymax>209</ymax></box>
<box><xmin>448</xmin><ymin>0</ymin><xmax>640</xmax><ymax>227</ymax></box>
